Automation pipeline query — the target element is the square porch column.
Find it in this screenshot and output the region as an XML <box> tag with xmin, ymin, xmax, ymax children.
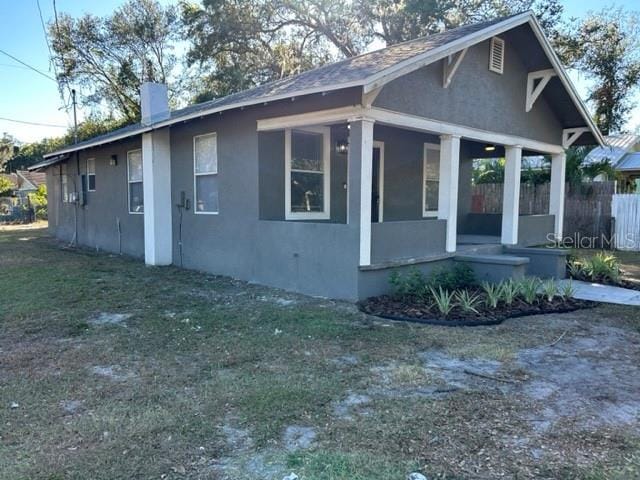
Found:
<box><xmin>438</xmin><ymin>134</ymin><xmax>461</xmax><ymax>253</ymax></box>
<box><xmin>549</xmin><ymin>152</ymin><xmax>566</xmax><ymax>241</ymax></box>
<box><xmin>347</xmin><ymin>118</ymin><xmax>375</xmax><ymax>266</ymax></box>
<box><xmin>142</xmin><ymin>128</ymin><xmax>173</xmax><ymax>265</ymax></box>
<box><xmin>501</xmin><ymin>145</ymin><xmax>523</xmax><ymax>245</ymax></box>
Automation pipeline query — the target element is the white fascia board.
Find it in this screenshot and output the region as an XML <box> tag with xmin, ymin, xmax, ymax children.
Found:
<box><xmin>44</xmin><ymin>82</ymin><xmax>366</xmax><ymax>159</ymax></box>
<box><xmin>362</xmin><ymin>11</ymin><xmax>532</xmax><ymax>94</ymax></box>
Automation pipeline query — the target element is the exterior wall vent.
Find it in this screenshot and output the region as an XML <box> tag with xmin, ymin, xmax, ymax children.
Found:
<box><xmin>489</xmin><ymin>37</ymin><xmax>505</xmax><ymax>74</ymax></box>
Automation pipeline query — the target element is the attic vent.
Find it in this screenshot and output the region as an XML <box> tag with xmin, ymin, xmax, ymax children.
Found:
<box><xmin>489</xmin><ymin>37</ymin><xmax>505</xmax><ymax>74</ymax></box>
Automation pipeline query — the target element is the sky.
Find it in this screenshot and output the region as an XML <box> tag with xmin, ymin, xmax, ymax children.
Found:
<box><xmin>0</xmin><ymin>0</ymin><xmax>638</xmax><ymax>143</ymax></box>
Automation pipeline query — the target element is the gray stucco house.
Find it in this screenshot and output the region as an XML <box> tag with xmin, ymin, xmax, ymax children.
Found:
<box><xmin>33</xmin><ymin>11</ymin><xmax>603</xmax><ymax>300</ymax></box>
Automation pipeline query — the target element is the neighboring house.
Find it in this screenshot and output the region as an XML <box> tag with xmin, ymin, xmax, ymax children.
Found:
<box><xmin>585</xmin><ymin>134</ymin><xmax>640</xmax><ymax>188</ymax></box>
<box><xmin>0</xmin><ymin>170</ymin><xmax>45</xmax><ymax>213</ymax></box>
<box><xmin>31</xmin><ymin>11</ymin><xmax>603</xmax><ymax>300</ymax></box>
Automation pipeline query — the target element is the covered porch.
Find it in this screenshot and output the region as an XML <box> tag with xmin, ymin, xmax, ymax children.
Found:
<box><xmin>257</xmin><ymin>106</ymin><xmax>568</xmax><ymax>270</ymax></box>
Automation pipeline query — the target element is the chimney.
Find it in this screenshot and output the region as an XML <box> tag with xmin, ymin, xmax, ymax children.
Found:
<box><xmin>140</xmin><ymin>82</ymin><xmax>170</xmax><ymax>125</ymax></box>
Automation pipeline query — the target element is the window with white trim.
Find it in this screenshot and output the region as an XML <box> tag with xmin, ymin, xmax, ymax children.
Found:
<box><xmin>60</xmin><ymin>162</ymin><xmax>69</xmax><ymax>203</ymax></box>
<box><xmin>194</xmin><ymin>132</ymin><xmax>219</xmax><ymax>214</ymax></box>
<box><xmin>423</xmin><ymin>143</ymin><xmax>440</xmax><ymax>217</ymax></box>
<box><xmin>87</xmin><ymin>158</ymin><xmax>96</xmax><ymax>191</ymax></box>
<box><xmin>127</xmin><ymin>149</ymin><xmax>144</xmax><ymax>214</ymax></box>
<box><xmin>489</xmin><ymin>37</ymin><xmax>505</xmax><ymax>74</ymax></box>
<box><xmin>285</xmin><ymin>127</ymin><xmax>330</xmax><ymax>220</ymax></box>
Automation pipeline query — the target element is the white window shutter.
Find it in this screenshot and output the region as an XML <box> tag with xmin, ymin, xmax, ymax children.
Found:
<box><xmin>489</xmin><ymin>37</ymin><xmax>505</xmax><ymax>74</ymax></box>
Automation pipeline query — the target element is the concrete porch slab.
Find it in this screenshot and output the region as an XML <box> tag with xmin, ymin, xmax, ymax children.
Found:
<box><xmin>560</xmin><ymin>280</ymin><xmax>640</xmax><ymax>306</ymax></box>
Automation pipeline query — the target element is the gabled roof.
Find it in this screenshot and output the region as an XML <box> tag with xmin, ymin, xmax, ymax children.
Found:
<box><xmin>16</xmin><ymin>170</ymin><xmax>46</xmax><ymax>190</ymax></box>
<box><xmin>585</xmin><ymin>134</ymin><xmax>639</xmax><ymax>166</ymax></box>
<box><xmin>36</xmin><ymin>10</ymin><xmax>602</xmax><ymax>166</ymax></box>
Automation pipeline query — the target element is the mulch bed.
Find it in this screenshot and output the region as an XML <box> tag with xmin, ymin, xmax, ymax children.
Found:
<box><xmin>359</xmin><ymin>295</ymin><xmax>597</xmax><ymax>327</ymax></box>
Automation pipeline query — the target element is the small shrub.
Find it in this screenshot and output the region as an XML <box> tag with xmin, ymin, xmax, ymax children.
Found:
<box><xmin>455</xmin><ymin>290</ymin><xmax>481</xmax><ymax>314</ymax></box>
<box><xmin>389</xmin><ymin>267</ymin><xmax>426</xmax><ymax>298</ymax></box>
<box><xmin>482</xmin><ymin>282</ymin><xmax>502</xmax><ymax>309</ymax></box>
<box><xmin>519</xmin><ymin>277</ymin><xmax>541</xmax><ymax>305</ymax></box>
<box><xmin>499</xmin><ymin>280</ymin><xmax>520</xmax><ymax>306</ymax></box>
<box><xmin>429</xmin><ymin>286</ymin><xmax>455</xmax><ymax>316</ymax></box>
<box><xmin>541</xmin><ymin>279</ymin><xmax>559</xmax><ymax>302</ymax></box>
<box><xmin>428</xmin><ymin>264</ymin><xmax>477</xmax><ymax>291</ymax></box>
<box><xmin>560</xmin><ymin>280</ymin><xmax>576</xmax><ymax>299</ymax></box>
<box><xmin>584</xmin><ymin>252</ymin><xmax>621</xmax><ymax>283</ymax></box>
<box><xmin>567</xmin><ymin>260</ymin><xmax>586</xmax><ymax>280</ymax></box>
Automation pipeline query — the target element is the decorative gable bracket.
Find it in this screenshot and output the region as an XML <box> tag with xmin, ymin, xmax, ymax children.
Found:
<box><xmin>526</xmin><ymin>69</ymin><xmax>556</xmax><ymax>112</ymax></box>
<box><xmin>442</xmin><ymin>48</ymin><xmax>468</xmax><ymax>88</ymax></box>
<box><xmin>562</xmin><ymin>127</ymin><xmax>590</xmax><ymax>149</ymax></box>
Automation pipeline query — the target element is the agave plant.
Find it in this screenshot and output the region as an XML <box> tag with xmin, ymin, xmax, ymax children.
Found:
<box><xmin>429</xmin><ymin>286</ymin><xmax>456</xmax><ymax>316</ymax></box>
<box><xmin>499</xmin><ymin>280</ymin><xmax>520</xmax><ymax>306</ymax></box>
<box><xmin>455</xmin><ymin>290</ymin><xmax>481</xmax><ymax>314</ymax></box>
<box><xmin>519</xmin><ymin>277</ymin><xmax>541</xmax><ymax>304</ymax></box>
<box><xmin>541</xmin><ymin>279</ymin><xmax>559</xmax><ymax>302</ymax></box>
<box><xmin>560</xmin><ymin>280</ymin><xmax>576</xmax><ymax>299</ymax></box>
<box><xmin>482</xmin><ymin>281</ymin><xmax>502</xmax><ymax>309</ymax></box>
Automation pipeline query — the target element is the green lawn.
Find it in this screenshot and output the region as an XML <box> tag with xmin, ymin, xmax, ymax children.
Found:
<box><xmin>2</xmin><ymin>225</ymin><xmax>640</xmax><ymax>480</ymax></box>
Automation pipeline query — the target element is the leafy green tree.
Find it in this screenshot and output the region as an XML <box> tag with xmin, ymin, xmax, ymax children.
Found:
<box><xmin>28</xmin><ymin>184</ymin><xmax>48</xmax><ymax>220</ymax></box>
<box><xmin>0</xmin><ymin>176</ymin><xmax>14</xmax><ymax>196</ymax></box>
<box><xmin>181</xmin><ymin>0</ymin><xmax>565</xmax><ymax>101</ymax></box>
<box><xmin>49</xmin><ymin>0</ymin><xmax>183</xmax><ymax>122</ymax></box>
<box><xmin>558</xmin><ymin>9</ymin><xmax>640</xmax><ymax>134</ymax></box>
<box><xmin>0</xmin><ymin>133</ymin><xmax>18</xmax><ymax>172</ymax></box>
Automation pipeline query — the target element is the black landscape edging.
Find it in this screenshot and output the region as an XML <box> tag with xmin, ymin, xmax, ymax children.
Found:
<box><xmin>358</xmin><ymin>302</ymin><xmax>598</xmax><ymax>327</ymax></box>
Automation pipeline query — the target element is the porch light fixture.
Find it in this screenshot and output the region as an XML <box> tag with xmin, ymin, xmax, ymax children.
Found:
<box><xmin>484</xmin><ymin>144</ymin><xmax>496</xmax><ymax>152</ymax></box>
<box><xmin>110</xmin><ymin>154</ymin><xmax>118</xmax><ymax>166</ymax></box>
<box><xmin>336</xmin><ymin>139</ymin><xmax>349</xmax><ymax>155</ymax></box>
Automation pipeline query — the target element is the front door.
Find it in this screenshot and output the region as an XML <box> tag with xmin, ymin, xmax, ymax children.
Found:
<box><xmin>372</xmin><ymin>142</ymin><xmax>384</xmax><ymax>223</ymax></box>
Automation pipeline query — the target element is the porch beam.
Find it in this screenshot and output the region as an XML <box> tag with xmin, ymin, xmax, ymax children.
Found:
<box><xmin>526</xmin><ymin>69</ymin><xmax>556</xmax><ymax>112</ymax></box>
<box><xmin>443</xmin><ymin>48</ymin><xmax>468</xmax><ymax>88</ymax></box>
<box><xmin>438</xmin><ymin>134</ymin><xmax>461</xmax><ymax>253</ymax></box>
<box><xmin>347</xmin><ymin>118</ymin><xmax>376</xmax><ymax>266</ymax></box>
<box><xmin>257</xmin><ymin>106</ymin><xmax>360</xmax><ymax>131</ymax></box>
<box><xmin>501</xmin><ymin>145</ymin><xmax>523</xmax><ymax>245</ymax></box>
<box><xmin>256</xmin><ymin>106</ymin><xmax>565</xmax><ymax>154</ymax></box>
<box><xmin>367</xmin><ymin>108</ymin><xmax>565</xmax><ymax>154</ymax></box>
<box><xmin>562</xmin><ymin>127</ymin><xmax>590</xmax><ymax>149</ymax></box>
<box><xmin>361</xmin><ymin>86</ymin><xmax>383</xmax><ymax>108</ymax></box>
<box><xmin>549</xmin><ymin>151</ymin><xmax>566</xmax><ymax>240</ymax></box>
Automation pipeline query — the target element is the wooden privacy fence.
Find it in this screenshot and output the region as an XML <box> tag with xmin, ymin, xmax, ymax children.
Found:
<box><xmin>612</xmin><ymin>194</ymin><xmax>640</xmax><ymax>251</ymax></box>
<box><xmin>472</xmin><ymin>181</ymin><xmax>616</xmax><ymax>247</ymax></box>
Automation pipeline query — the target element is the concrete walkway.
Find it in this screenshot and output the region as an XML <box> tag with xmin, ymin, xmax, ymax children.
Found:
<box><xmin>560</xmin><ymin>279</ymin><xmax>640</xmax><ymax>306</ymax></box>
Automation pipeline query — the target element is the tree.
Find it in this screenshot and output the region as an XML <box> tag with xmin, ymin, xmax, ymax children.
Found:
<box><xmin>0</xmin><ymin>176</ymin><xmax>14</xmax><ymax>196</ymax></box>
<box><xmin>28</xmin><ymin>184</ymin><xmax>48</xmax><ymax>220</ymax></box>
<box><xmin>182</xmin><ymin>0</ymin><xmax>565</xmax><ymax>101</ymax></box>
<box><xmin>558</xmin><ymin>9</ymin><xmax>640</xmax><ymax>135</ymax></box>
<box><xmin>49</xmin><ymin>0</ymin><xmax>183</xmax><ymax>122</ymax></box>
<box><xmin>0</xmin><ymin>133</ymin><xmax>17</xmax><ymax>172</ymax></box>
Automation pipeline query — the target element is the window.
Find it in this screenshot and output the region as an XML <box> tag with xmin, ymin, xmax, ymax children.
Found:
<box><xmin>127</xmin><ymin>149</ymin><xmax>143</xmax><ymax>214</ymax></box>
<box><xmin>285</xmin><ymin>127</ymin><xmax>330</xmax><ymax>220</ymax></box>
<box><xmin>193</xmin><ymin>132</ymin><xmax>219</xmax><ymax>214</ymax></box>
<box><xmin>423</xmin><ymin>143</ymin><xmax>440</xmax><ymax>217</ymax></box>
<box><xmin>60</xmin><ymin>163</ymin><xmax>69</xmax><ymax>203</ymax></box>
<box><xmin>489</xmin><ymin>37</ymin><xmax>505</xmax><ymax>74</ymax></box>
<box><xmin>87</xmin><ymin>158</ymin><xmax>96</xmax><ymax>191</ymax></box>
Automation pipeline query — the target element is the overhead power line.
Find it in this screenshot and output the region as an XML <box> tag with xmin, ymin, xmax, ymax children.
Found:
<box><xmin>0</xmin><ymin>48</ymin><xmax>57</xmax><ymax>82</ymax></box>
<box><xmin>0</xmin><ymin>116</ymin><xmax>67</xmax><ymax>128</ymax></box>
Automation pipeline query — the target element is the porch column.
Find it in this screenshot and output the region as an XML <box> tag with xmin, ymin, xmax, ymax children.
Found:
<box><xmin>549</xmin><ymin>152</ymin><xmax>566</xmax><ymax>241</ymax></box>
<box><xmin>438</xmin><ymin>134</ymin><xmax>461</xmax><ymax>253</ymax></box>
<box><xmin>501</xmin><ymin>145</ymin><xmax>523</xmax><ymax>245</ymax></box>
<box><xmin>347</xmin><ymin>118</ymin><xmax>375</xmax><ymax>266</ymax></box>
<box><xmin>142</xmin><ymin>128</ymin><xmax>173</xmax><ymax>265</ymax></box>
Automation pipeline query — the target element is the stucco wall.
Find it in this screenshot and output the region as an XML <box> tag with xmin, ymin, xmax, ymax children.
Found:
<box><xmin>46</xmin><ymin>138</ymin><xmax>145</xmax><ymax>257</ymax></box>
<box><xmin>373</xmin><ymin>33</ymin><xmax>563</xmax><ymax>146</ymax></box>
<box><xmin>371</xmin><ymin>219</ymin><xmax>446</xmax><ymax>263</ymax></box>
